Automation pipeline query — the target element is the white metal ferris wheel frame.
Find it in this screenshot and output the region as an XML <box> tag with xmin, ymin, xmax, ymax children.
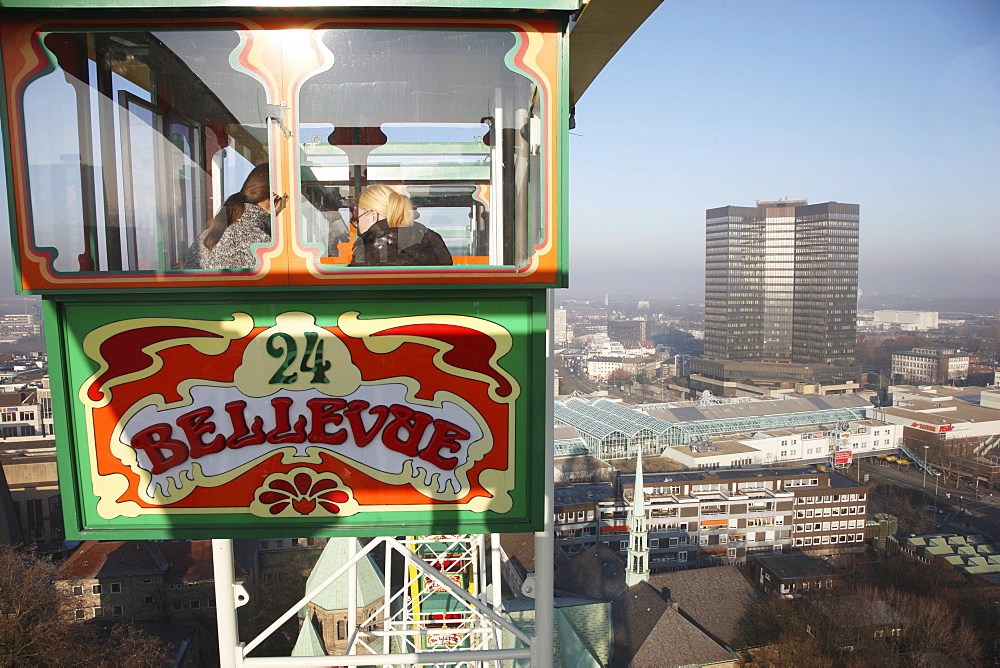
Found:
<box><xmin>210</xmin><ymin>294</ymin><xmax>556</xmax><ymax>668</ymax></box>
<box><xmin>388</xmin><ymin>535</ymin><xmax>500</xmax><ymax>663</ymax></box>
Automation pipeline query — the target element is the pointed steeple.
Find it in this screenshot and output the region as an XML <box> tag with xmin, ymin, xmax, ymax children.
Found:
<box><xmin>625</xmin><ymin>449</ymin><xmax>650</xmax><ymax>586</ymax></box>
<box><xmin>632</xmin><ymin>447</ymin><xmax>646</xmax><ymax>518</ymax></box>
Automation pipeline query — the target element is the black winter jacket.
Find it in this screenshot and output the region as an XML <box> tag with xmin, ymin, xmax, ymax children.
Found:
<box><xmin>349</xmin><ymin>219</ymin><xmax>453</xmax><ymax>267</ymax></box>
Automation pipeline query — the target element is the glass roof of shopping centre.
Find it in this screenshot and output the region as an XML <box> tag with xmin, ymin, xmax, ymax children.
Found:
<box><xmin>555</xmin><ymin>395</ymin><xmax>871</xmax><ymax>447</ymax></box>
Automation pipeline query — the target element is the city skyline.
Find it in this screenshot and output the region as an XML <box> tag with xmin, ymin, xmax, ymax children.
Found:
<box><xmin>1</xmin><ymin>1</ymin><xmax>998</xmax><ymax>305</ymax></box>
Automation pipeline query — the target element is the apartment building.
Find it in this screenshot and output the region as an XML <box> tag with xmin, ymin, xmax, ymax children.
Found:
<box><xmin>553</xmin><ymin>467</ymin><xmax>868</xmax><ymax>571</ymax></box>
<box><xmin>890</xmin><ymin>348</ymin><xmax>970</xmax><ymax>385</ymax></box>
<box><xmin>586</xmin><ymin>356</ymin><xmax>626</xmax><ymax>382</ymax></box>
<box><xmin>0</xmin><ymin>437</ymin><xmax>63</xmax><ymax>549</ymax></box>
<box><xmin>553</xmin><ymin>307</ymin><xmax>569</xmax><ymax>345</ymax></box>
<box><xmin>56</xmin><ymin>540</ymin><xmax>258</xmax><ymax>624</ymax></box>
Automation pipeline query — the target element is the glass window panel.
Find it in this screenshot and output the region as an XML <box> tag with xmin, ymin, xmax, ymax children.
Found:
<box><xmin>296</xmin><ymin>28</ymin><xmax>540</xmax><ymax>269</ymax></box>
<box><xmin>22</xmin><ymin>30</ymin><xmax>274</xmax><ymax>275</ymax></box>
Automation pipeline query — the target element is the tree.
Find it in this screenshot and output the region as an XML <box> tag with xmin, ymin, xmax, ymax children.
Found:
<box><xmin>737</xmin><ymin>584</ymin><xmax>984</xmax><ymax>667</ymax></box>
<box><xmin>0</xmin><ymin>544</ymin><xmax>70</xmax><ymax>665</ymax></box>
<box><xmin>608</xmin><ymin>367</ymin><xmax>632</xmax><ymax>388</ymax></box>
<box><xmin>84</xmin><ymin>622</ymin><xmax>174</xmax><ymax>668</ymax></box>
<box><xmin>0</xmin><ymin>544</ymin><xmax>170</xmax><ymax>667</ymax></box>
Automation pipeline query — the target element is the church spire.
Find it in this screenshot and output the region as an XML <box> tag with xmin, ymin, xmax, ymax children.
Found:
<box><xmin>625</xmin><ymin>449</ymin><xmax>650</xmax><ymax>586</ymax></box>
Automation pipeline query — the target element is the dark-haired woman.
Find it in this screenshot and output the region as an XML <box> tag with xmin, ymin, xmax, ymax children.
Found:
<box><xmin>184</xmin><ymin>164</ymin><xmax>284</xmax><ymax>270</ymax></box>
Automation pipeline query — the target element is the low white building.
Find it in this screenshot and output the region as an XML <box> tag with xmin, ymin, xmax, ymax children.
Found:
<box><xmin>597</xmin><ymin>340</ymin><xmax>628</xmax><ymax>356</ymax></box>
<box><xmin>662</xmin><ymin>420</ymin><xmax>901</xmax><ymax>470</ymax></box>
<box><xmin>872</xmin><ymin>310</ymin><xmax>939</xmax><ymax>331</ymax></box>
<box><xmin>587</xmin><ymin>356</ymin><xmax>626</xmax><ymax>382</ymax></box>
<box><xmin>554</xmin><ymin>394</ymin><xmax>901</xmax><ymax>468</ymax></box>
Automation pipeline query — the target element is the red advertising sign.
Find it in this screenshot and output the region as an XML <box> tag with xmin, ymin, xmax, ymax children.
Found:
<box><xmin>834</xmin><ymin>450</ymin><xmax>853</xmax><ymax>466</ymax></box>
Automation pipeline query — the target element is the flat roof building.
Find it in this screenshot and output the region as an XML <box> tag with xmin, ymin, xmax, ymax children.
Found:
<box><xmin>553</xmin><ymin>466</ymin><xmax>869</xmax><ymax>568</ymax></box>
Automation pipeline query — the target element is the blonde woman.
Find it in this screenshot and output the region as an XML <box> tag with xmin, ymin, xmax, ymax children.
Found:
<box><xmin>349</xmin><ymin>184</ymin><xmax>453</xmax><ymax>266</ymax></box>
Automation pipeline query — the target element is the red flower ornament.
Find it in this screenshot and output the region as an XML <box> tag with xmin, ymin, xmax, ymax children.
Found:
<box><xmin>257</xmin><ymin>471</ymin><xmax>350</xmax><ymax>516</ymax></box>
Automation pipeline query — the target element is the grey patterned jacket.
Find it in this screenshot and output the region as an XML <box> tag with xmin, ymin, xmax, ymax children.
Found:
<box><xmin>184</xmin><ymin>204</ymin><xmax>271</xmax><ymax>270</ymax></box>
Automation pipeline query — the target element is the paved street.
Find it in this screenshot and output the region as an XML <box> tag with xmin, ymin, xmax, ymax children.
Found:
<box><xmin>858</xmin><ymin>459</ymin><xmax>1000</xmax><ymax>539</ymax></box>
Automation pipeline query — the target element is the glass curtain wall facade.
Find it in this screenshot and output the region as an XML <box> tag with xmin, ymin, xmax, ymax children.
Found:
<box><xmin>705</xmin><ymin>200</ymin><xmax>859</xmax><ymax>366</ymax></box>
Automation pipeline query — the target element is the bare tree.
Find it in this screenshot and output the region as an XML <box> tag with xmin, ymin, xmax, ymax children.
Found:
<box><xmin>0</xmin><ymin>544</ymin><xmax>170</xmax><ymax>667</ymax></box>
<box><xmin>0</xmin><ymin>544</ymin><xmax>71</xmax><ymax>666</ymax></box>
<box><xmin>86</xmin><ymin>622</ymin><xmax>173</xmax><ymax>668</ymax></box>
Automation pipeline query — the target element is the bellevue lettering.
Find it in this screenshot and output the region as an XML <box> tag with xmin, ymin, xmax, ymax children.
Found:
<box><xmin>129</xmin><ymin>398</ymin><xmax>471</xmax><ymax>475</ymax></box>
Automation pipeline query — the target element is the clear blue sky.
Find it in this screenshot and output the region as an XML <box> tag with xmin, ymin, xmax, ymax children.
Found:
<box><xmin>569</xmin><ymin>0</ymin><xmax>1000</xmax><ymax>301</ymax></box>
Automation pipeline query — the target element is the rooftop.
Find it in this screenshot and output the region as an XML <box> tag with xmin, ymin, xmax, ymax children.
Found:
<box><xmin>903</xmin><ymin>533</ymin><xmax>1000</xmax><ymax>577</ymax></box>
<box><xmin>889</xmin><ymin>385</ymin><xmax>990</xmax><ymax>403</ymax></box>
<box><xmin>882</xmin><ymin>400</ymin><xmax>1000</xmax><ymax>425</ymax></box>
<box><xmin>627</xmin><ymin>602</ymin><xmax>735</xmax><ymax>668</ymax></box>
<box><xmin>754</xmin><ymin>553</ymin><xmax>836</xmax><ymax>580</ymax></box>
<box><xmin>554</xmin><ymin>483</ymin><xmax>616</xmax><ymax>505</ymax></box>
<box><xmin>615</xmin><ymin>466</ymin><xmax>864</xmax><ymax>490</ymax></box>
<box><xmin>645</xmin><ymin>393</ymin><xmax>871</xmax><ymax>424</ymax></box>
<box><xmin>673</xmin><ymin>438</ymin><xmax>758</xmax><ymax>458</ymax></box>
<box><xmin>57</xmin><ymin>539</ymin><xmax>253</xmax><ymax>582</ymax></box>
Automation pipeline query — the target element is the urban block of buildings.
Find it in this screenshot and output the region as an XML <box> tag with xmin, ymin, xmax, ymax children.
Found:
<box><xmin>878</xmin><ymin>385</ymin><xmax>1000</xmax><ymax>484</ymax></box>
<box><xmin>554</xmin><ymin>463</ymin><xmax>868</xmax><ymax>570</ymax></box>
<box><xmin>554</xmin><ymin>393</ymin><xmax>900</xmax><ymax>468</ymax></box>
<box><xmin>0</xmin><ymin>311</ymin><xmax>41</xmax><ymax>344</ymax></box>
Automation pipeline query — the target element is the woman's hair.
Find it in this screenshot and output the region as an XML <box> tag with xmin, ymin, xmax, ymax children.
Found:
<box><xmin>357</xmin><ymin>184</ymin><xmax>413</xmax><ymax>229</ymax></box>
<box><xmin>203</xmin><ymin>163</ymin><xmax>270</xmax><ymax>251</ymax></box>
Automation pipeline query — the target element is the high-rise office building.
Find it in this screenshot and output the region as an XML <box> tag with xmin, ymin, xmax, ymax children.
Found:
<box><xmin>704</xmin><ymin>200</ymin><xmax>859</xmax><ymax>366</ymax></box>
<box><xmin>553</xmin><ymin>307</ymin><xmax>569</xmax><ymax>345</ymax></box>
<box><xmin>607</xmin><ymin>318</ymin><xmax>647</xmax><ymax>344</ymax></box>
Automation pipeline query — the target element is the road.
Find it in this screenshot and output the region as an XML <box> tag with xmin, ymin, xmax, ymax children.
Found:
<box><xmin>858</xmin><ymin>459</ymin><xmax>1000</xmax><ymax>539</ymax></box>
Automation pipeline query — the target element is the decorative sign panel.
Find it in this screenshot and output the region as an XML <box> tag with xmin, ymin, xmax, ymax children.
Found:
<box><xmin>52</xmin><ymin>294</ymin><xmax>545</xmax><ymax>537</ymax></box>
